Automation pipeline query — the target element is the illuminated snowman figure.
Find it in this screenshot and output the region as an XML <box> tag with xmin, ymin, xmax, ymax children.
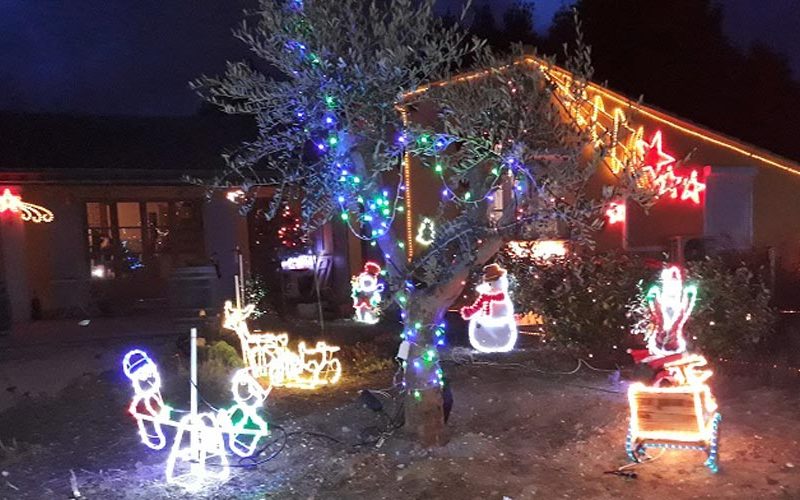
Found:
<box><xmin>122</xmin><ymin>350</ymin><xmax>171</xmax><ymax>450</ymax></box>
<box><xmin>460</xmin><ymin>263</ymin><xmax>518</xmax><ymax>352</ymax></box>
<box><xmin>221</xmin><ymin>369</ymin><xmax>270</xmax><ymax>457</ymax></box>
<box><xmin>351</xmin><ymin>261</ymin><xmax>384</xmax><ymax>324</ymax></box>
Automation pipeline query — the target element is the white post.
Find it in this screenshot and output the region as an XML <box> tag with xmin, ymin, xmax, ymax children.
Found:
<box><xmin>234</xmin><ymin>275</ymin><xmax>241</xmax><ymax>309</ymax></box>
<box><xmin>238</xmin><ymin>250</ymin><xmax>245</xmax><ymax>301</ymax></box>
<box><xmin>189</xmin><ymin>327</ymin><xmax>198</xmax><ymax>459</ymax></box>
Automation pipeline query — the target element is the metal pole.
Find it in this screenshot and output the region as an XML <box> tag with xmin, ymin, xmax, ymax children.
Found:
<box><xmin>234</xmin><ymin>275</ymin><xmax>241</xmax><ymax>309</ymax></box>
<box><xmin>238</xmin><ymin>250</ymin><xmax>245</xmax><ymax>301</ymax></box>
<box><xmin>189</xmin><ymin>327</ymin><xmax>198</xmax><ymax>458</ymax></box>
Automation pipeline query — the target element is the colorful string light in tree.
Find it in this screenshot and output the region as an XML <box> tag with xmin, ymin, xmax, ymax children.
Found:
<box><xmin>460</xmin><ymin>264</ymin><xmax>518</xmax><ymax>352</ymax></box>
<box><xmin>222</xmin><ymin>301</ymin><xmax>342</xmax><ymax>388</ymax></box>
<box><xmin>0</xmin><ymin>188</ymin><xmax>54</xmax><ymax>223</ymax></box>
<box><xmin>626</xmin><ymin>265</ymin><xmax>721</xmax><ymax>473</ymax></box>
<box><xmin>415</xmin><ymin>217</ymin><xmax>436</xmax><ymax>246</ymax></box>
<box><xmin>350</xmin><ymin>262</ymin><xmax>385</xmax><ymax>324</ymax></box>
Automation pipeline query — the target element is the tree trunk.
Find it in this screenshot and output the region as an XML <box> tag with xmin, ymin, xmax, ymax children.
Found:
<box><xmin>403</xmin><ymin>296</ymin><xmax>447</xmax><ymax>446</ymax></box>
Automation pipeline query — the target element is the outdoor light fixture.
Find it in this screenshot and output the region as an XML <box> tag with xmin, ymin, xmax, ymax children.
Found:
<box><xmin>122</xmin><ymin>332</ymin><xmax>271</xmax><ymax>489</ymax></box>
<box><xmin>351</xmin><ymin>262</ymin><xmax>385</xmax><ymax>324</ymax></box>
<box><xmin>460</xmin><ymin>263</ymin><xmax>518</xmax><ymax>353</ymax></box>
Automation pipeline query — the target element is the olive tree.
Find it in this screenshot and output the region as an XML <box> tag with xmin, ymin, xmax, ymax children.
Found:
<box><xmin>193</xmin><ymin>0</ymin><xmax>650</xmax><ymax>445</ymax></box>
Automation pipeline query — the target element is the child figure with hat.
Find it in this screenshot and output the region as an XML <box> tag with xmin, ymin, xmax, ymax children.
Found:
<box><xmin>460</xmin><ymin>263</ymin><xmax>518</xmax><ymax>352</ymax></box>
<box><xmin>351</xmin><ymin>261</ymin><xmax>384</xmax><ymax>324</ymax></box>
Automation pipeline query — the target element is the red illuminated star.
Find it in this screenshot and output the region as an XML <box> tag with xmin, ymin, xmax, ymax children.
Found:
<box><xmin>680</xmin><ymin>170</ymin><xmax>706</xmax><ymax>204</ymax></box>
<box><xmin>639</xmin><ymin>131</ymin><xmax>676</xmax><ymax>171</ymax></box>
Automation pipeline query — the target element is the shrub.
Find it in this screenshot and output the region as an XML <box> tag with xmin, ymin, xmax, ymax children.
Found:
<box><xmin>501</xmin><ymin>250</ymin><xmax>651</xmax><ymax>355</ymax></box>
<box><xmin>504</xmin><ymin>250</ymin><xmax>776</xmax><ymax>360</ymax></box>
<box><xmin>683</xmin><ymin>257</ymin><xmax>775</xmax><ymax>359</ymax></box>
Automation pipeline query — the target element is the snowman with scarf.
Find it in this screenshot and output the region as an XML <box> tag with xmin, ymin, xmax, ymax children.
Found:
<box><xmin>460</xmin><ymin>263</ymin><xmax>518</xmax><ymax>352</ymax></box>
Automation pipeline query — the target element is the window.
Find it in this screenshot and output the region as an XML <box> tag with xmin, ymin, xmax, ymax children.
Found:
<box><xmin>86</xmin><ymin>200</ymin><xmax>205</xmax><ymax>279</ymax></box>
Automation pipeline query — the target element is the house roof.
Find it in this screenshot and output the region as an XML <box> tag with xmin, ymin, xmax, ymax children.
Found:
<box><xmin>403</xmin><ymin>55</ymin><xmax>800</xmax><ymax>178</ymax></box>
<box><xmin>0</xmin><ymin>110</ymin><xmax>255</xmax><ymax>184</ymax></box>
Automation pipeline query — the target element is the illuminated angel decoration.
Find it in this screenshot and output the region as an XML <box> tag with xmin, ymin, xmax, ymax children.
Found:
<box><xmin>0</xmin><ymin>188</ymin><xmax>54</xmax><ymax>223</ymax></box>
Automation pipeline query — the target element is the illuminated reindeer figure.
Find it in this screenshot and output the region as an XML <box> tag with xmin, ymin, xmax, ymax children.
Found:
<box><xmin>223</xmin><ymin>301</ymin><xmax>342</xmax><ymax>389</ymax></box>
<box><xmin>222</xmin><ymin>301</ymin><xmax>288</xmax><ymax>378</ymax></box>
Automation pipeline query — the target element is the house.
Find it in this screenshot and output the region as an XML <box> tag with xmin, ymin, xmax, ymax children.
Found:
<box><xmin>3</xmin><ymin>57</ymin><xmax>799</xmax><ymax>327</ymax></box>
<box><xmin>0</xmin><ymin>112</ymin><xmax>356</xmax><ymax>327</ymax></box>
<box><xmin>401</xmin><ymin>57</ymin><xmax>800</xmax><ymax>289</ymax></box>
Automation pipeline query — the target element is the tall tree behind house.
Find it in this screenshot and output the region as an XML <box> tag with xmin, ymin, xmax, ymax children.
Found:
<box><xmin>544</xmin><ymin>0</ymin><xmax>800</xmax><ymax>160</ymax></box>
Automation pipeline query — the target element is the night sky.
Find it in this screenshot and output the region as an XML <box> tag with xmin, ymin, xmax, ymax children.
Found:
<box><xmin>0</xmin><ymin>0</ymin><xmax>798</xmax><ymax>116</ymax></box>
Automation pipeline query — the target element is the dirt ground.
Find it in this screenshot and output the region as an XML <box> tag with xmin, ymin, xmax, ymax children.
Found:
<box><xmin>0</xmin><ymin>329</ymin><xmax>798</xmax><ymax>500</ymax></box>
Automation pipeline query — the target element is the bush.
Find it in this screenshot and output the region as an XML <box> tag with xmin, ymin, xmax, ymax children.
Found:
<box><xmin>501</xmin><ymin>251</ymin><xmax>651</xmax><ymax>354</ymax></box>
<box><xmin>503</xmin><ymin>250</ymin><xmax>777</xmax><ymax>360</ymax></box>
<box><xmin>176</xmin><ymin>340</ymin><xmax>245</xmax><ymax>405</ymax></box>
<box><xmin>683</xmin><ymin>257</ymin><xmax>775</xmax><ymax>359</ymax></box>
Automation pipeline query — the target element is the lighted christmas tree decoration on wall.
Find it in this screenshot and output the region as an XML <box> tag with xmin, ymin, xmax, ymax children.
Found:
<box><xmin>415</xmin><ymin>217</ymin><xmax>436</xmax><ymax>246</ymax></box>
<box><xmin>0</xmin><ymin>188</ymin><xmax>54</xmax><ymax>223</ymax></box>
<box><xmin>626</xmin><ymin>265</ymin><xmax>721</xmax><ymax>473</ymax></box>
<box><xmin>223</xmin><ymin>301</ymin><xmax>342</xmax><ymax>388</ymax></box>
<box><xmin>121</xmin><ymin>336</ymin><xmax>271</xmax><ymax>489</ymax></box>
<box><xmin>460</xmin><ymin>264</ymin><xmax>518</xmax><ymax>352</ymax></box>
<box><xmin>351</xmin><ymin>262</ymin><xmax>384</xmax><ymax>324</ymax></box>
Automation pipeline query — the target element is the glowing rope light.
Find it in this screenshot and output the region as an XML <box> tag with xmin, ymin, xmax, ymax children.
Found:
<box><xmin>626</xmin><ymin>265</ymin><xmax>720</xmax><ymax>472</ymax></box>
<box><xmin>222</xmin><ymin>301</ymin><xmax>342</xmax><ymax>388</ymax></box>
<box><xmin>122</xmin><ymin>349</ymin><xmax>271</xmax><ymax>488</ymax></box>
<box><xmin>0</xmin><ymin>188</ymin><xmax>54</xmax><ymax>223</ymax></box>
<box><xmin>350</xmin><ymin>262</ymin><xmax>384</xmax><ymax>324</ymax></box>
<box><xmin>460</xmin><ymin>264</ymin><xmax>518</xmax><ymax>352</ymax></box>
<box><xmin>415</xmin><ymin>217</ymin><xmax>436</xmax><ymax>246</ymax></box>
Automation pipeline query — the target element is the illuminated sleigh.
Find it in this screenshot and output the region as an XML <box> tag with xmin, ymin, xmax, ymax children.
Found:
<box><xmin>626</xmin><ymin>355</ymin><xmax>721</xmax><ymax>472</ymax></box>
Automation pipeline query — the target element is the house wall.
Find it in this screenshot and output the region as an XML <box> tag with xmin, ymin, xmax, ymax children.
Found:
<box><xmin>753</xmin><ymin>166</ymin><xmax>800</xmax><ymax>272</ymax></box>
<box><xmin>0</xmin><ymin>183</ymin><xmax>255</xmax><ymax>323</ymax></box>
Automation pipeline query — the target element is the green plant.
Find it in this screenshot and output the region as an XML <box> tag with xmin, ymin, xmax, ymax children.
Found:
<box><xmin>684</xmin><ymin>257</ymin><xmax>775</xmax><ymax>359</ymax></box>
<box><xmin>502</xmin><ymin>250</ymin><xmax>650</xmax><ymax>355</ymax></box>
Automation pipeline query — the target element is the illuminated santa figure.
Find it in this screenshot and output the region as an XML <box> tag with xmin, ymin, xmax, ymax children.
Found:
<box><xmin>628</xmin><ymin>264</ymin><xmax>699</xmax><ymax>385</ymax></box>
<box><xmin>351</xmin><ymin>262</ymin><xmax>384</xmax><ymax>324</ymax></box>
<box><xmin>460</xmin><ymin>263</ymin><xmax>518</xmax><ymax>352</ymax></box>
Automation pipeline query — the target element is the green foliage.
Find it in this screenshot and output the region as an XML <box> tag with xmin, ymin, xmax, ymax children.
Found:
<box><xmin>506</xmin><ymin>250</ymin><xmax>777</xmax><ymax>360</ymax></box>
<box><xmin>502</xmin><ymin>251</ymin><xmax>649</xmax><ymax>354</ymax></box>
<box><xmin>245</xmin><ymin>274</ymin><xmax>273</xmax><ymax>319</ymax></box>
<box><xmin>196</xmin><ymin>340</ymin><xmax>245</xmax><ymax>404</ymax></box>
<box><xmin>684</xmin><ymin>257</ymin><xmax>775</xmax><ymax>359</ymax></box>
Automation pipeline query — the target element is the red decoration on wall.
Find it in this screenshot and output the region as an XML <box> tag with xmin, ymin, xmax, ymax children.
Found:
<box><xmin>639</xmin><ymin>132</ymin><xmax>707</xmax><ymax>205</ymax></box>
